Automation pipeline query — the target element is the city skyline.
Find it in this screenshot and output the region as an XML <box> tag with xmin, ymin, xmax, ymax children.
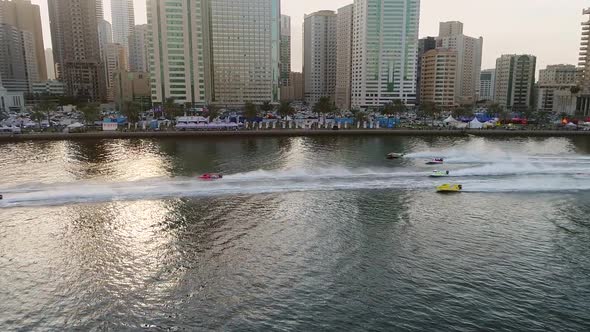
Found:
<box><xmin>29</xmin><ymin>0</ymin><xmax>590</xmax><ymax>75</ymax></box>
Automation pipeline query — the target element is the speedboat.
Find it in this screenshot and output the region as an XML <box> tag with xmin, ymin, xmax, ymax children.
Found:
<box><xmin>430</xmin><ymin>170</ymin><xmax>450</xmax><ymax>178</ymax></box>
<box><xmin>199</xmin><ymin>173</ymin><xmax>223</xmax><ymax>180</ymax></box>
<box><xmin>426</xmin><ymin>158</ymin><xmax>444</xmax><ymax>165</ymax></box>
<box><xmin>386</xmin><ymin>152</ymin><xmax>405</xmax><ymax>159</ymax></box>
<box><xmin>436</xmin><ymin>184</ymin><xmax>462</xmax><ymax>193</ymax></box>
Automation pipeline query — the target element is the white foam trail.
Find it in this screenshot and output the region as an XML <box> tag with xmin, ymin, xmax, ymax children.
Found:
<box><xmin>450</xmin><ymin>163</ymin><xmax>590</xmax><ymax>177</ymax></box>
<box><xmin>1</xmin><ymin>166</ymin><xmax>589</xmax><ymax>208</ymax></box>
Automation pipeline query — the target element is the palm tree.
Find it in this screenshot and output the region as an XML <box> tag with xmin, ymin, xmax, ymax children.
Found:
<box><xmin>277</xmin><ymin>101</ymin><xmax>295</xmax><ymax>120</ymax></box>
<box><xmin>487</xmin><ymin>103</ymin><xmax>502</xmax><ymax>119</ymax></box>
<box><xmin>207</xmin><ymin>104</ymin><xmax>220</xmax><ymax>122</ymax></box>
<box><xmin>30</xmin><ymin>110</ymin><xmax>45</xmax><ymax>129</ymax></box>
<box><xmin>420</xmin><ymin>101</ymin><xmax>438</xmax><ymax>124</ymax></box>
<box><xmin>34</xmin><ymin>99</ymin><xmax>57</xmax><ymax>128</ymax></box>
<box><xmin>354</xmin><ymin>110</ymin><xmax>368</xmax><ymax>124</ymax></box>
<box><xmin>164</xmin><ymin>98</ymin><xmax>181</xmax><ymax>119</ymax></box>
<box><xmin>260</xmin><ymin>101</ymin><xmax>273</xmax><ymax>114</ymax></box>
<box><xmin>391</xmin><ymin>99</ymin><xmax>407</xmax><ymax>115</ymax></box>
<box><xmin>313</xmin><ymin>96</ymin><xmax>334</xmax><ymax>116</ymax></box>
<box><xmin>79</xmin><ymin>103</ymin><xmax>101</xmax><ymax>126</ymax></box>
<box><xmin>122</xmin><ymin>101</ymin><xmax>141</xmax><ymax>125</ymax></box>
<box><xmin>244</xmin><ymin>102</ymin><xmax>259</xmax><ymax>120</ymax></box>
<box><xmin>453</xmin><ymin>105</ymin><xmax>474</xmax><ymax>119</ymax></box>
<box><xmin>571</xmin><ymin>86</ymin><xmax>581</xmax><ymax>95</ymax></box>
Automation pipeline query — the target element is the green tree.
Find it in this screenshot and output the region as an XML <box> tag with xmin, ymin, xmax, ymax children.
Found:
<box><xmin>487</xmin><ymin>103</ymin><xmax>502</xmax><ymax>118</ymax></box>
<box><xmin>207</xmin><ymin>104</ymin><xmax>220</xmax><ymax>121</ymax></box>
<box><xmin>313</xmin><ymin>96</ymin><xmax>334</xmax><ymax>116</ymax></box>
<box><xmin>571</xmin><ymin>86</ymin><xmax>581</xmax><ymax>95</ymax></box>
<box><xmin>499</xmin><ymin>109</ymin><xmax>511</xmax><ymax>123</ymax></box>
<box><xmin>523</xmin><ymin>107</ymin><xmax>535</xmax><ymax>121</ymax></box>
<box><xmin>244</xmin><ymin>102</ymin><xmax>259</xmax><ymax>120</ymax></box>
<box><xmin>385</xmin><ymin>99</ymin><xmax>407</xmax><ymax>115</ymax></box>
<box><xmin>79</xmin><ymin>103</ymin><xmax>101</xmax><ymax>126</ymax></box>
<box><xmin>260</xmin><ymin>101</ymin><xmax>274</xmax><ymax>114</ymax></box>
<box><xmin>453</xmin><ymin>105</ymin><xmax>474</xmax><ymax>118</ymax></box>
<box><xmin>30</xmin><ymin>110</ymin><xmax>45</xmax><ymax>129</ymax></box>
<box><xmin>164</xmin><ymin>98</ymin><xmax>182</xmax><ymax>119</ymax></box>
<box><xmin>122</xmin><ymin>101</ymin><xmax>141</xmax><ymax>124</ymax></box>
<box><xmin>277</xmin><ymin>101</ymin><xmax>295</xmax><ymax>119</ymax></box>
<box><xmin>536</xmin><ymin>110</ymin><xmax>551</xmax><ymax>125</ymax></box>
<box><xmin>354</xmin><ymin>110</ymin><xmax>368</xmax><ymax>124</ymax></box>
<box><xmin>420</xmin><ymin>101</ymin><xmax>438</xmax><ymax>119</ymax></box>
<box><xmin>34</xmin><ymin>99</ymin><xmax>57</xmax><ymax>128</ymax></box>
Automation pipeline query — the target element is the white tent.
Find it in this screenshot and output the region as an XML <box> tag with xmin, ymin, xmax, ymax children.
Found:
<box><xmin>443</xmin><ymin>116</ymin><xmax>459</xmax><ymax>124</ymax></box>
<box><xmin>469</xmin><ymin>117</ymin><xmax>483</xmax><ymax>129</ymax></box>
<box><xmin>67</xmin><ymin>122</ymin><xmax>85</xmax><ymax>129</ymax></box>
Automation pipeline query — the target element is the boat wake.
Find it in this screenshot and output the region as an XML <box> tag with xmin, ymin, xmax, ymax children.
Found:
<box><xmin>1</xmin><ymin>157</ymin><xmax>590</xmax><ymax>207</ymax></box>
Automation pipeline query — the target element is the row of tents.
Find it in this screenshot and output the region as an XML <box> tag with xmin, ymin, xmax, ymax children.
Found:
<box><xmin>443</xmin><ymin>116</ymin><xmax>491</xmax><ymax>129</ymax></box>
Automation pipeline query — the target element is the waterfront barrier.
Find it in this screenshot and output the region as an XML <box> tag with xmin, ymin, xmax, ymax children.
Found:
<box><xmin>1</xmin><ymin>129</ymin><xmax>590</xmax><ymax>142</ymax></box>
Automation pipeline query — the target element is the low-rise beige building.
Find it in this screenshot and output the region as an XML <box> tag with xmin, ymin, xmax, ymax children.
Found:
<box><xmin>420</xmin><ymin>49</ymin><xmax>457</xmax><ymax>108</ymax></box>
<box><xmin>280</xmin><ymin>72</ymin><xmax>304</xmax><ymax>101</ymax></box>
<box><xmin>113</xmin><ymin>71</ymin><xmax>150</xmax><ymax>109</ymax></box>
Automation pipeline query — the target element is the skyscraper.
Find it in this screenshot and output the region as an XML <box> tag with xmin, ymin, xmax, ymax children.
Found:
<box><xmin>577</xmin><ymin>8</ymin><xmax>590</xmax><ymax>116</ymax></box>
<box><xmin>436</xmin><ymin>21</ymin><xmax>483</xmax><ymax>105</ymax></box>
<box><xmin>148</xmin><ymin>0</ymin><xmax>281</xmax><ymax>106</ymax></box>
<box><xmin>0</xmin><ymin>23</ymin><xmax>38</xmax><ymax>92</ymax></box>
<box><xmin>479</xmin><ymin>69</ymin><xmax>495</xmax><ymax>101</ymax></box>
<box><xmin>0</xmin><ymin>0</ymin><xmax>47</xmax><ymax>81</ymax></box>
<box><xmin>537</xmin><ymin>64</ymin><xmax>577</xmax><ymax>112</ymax></box>
<box><xmin>98</xmin><ymin>19</ymin><xmax>112</xmax><ymax>59</ymax></box>
<box><xmin>48</xmin><ymin>0</ymin><xmax>106</xmax><ymax>101</ymax></box>
<box><xmin>45</xmin><ymin>48</ymin><xmax>56</xmax><ymax>80</ymax></box>
<box><xmin>494</xmin><ymin>54</ymin><xmax>536</xmax><ymax>112</ymax></box>
<box><xmin>105</xmin><ymin>43</ymin><xmax>128</xmax><ymax>101</ymax></box>
<box><xmin>280</xmin><ymin>15</ymin><xmax>291</xmax><ymax>87</ymax></box>
<box><xmin>96</xmin><ymin>0</ymin><xmax>104</xmax><ymax>20</ymax></box>
<box><xmin>147</xmin><ymin>0</ymin><xmax>210</xmax><ymax>104</ymax></box>
<box><xmin>129</xmin><ymin>24</ymin><xmax>149</xmax><ymax>73</ymax></box>
<box><xmin>416</xmin><ymin>37</ymin><xmax>436</xmax><ymax>105</ymax></box>
<box><xmin>420</xmin><ymin>48</ymin><xmax>457</xmax><ymax>107</ymax></box>
<box><xmin>335</xmin><ymin>4</ymin><xmax>354</xmax><ymax>110</ymax></box>
<box><xmin>304</xmin><ymin>10</ymin><xmax>337</xmax><ymax>106</ymax></box>
<box><xmin>111</xmin><ymin>0</ymin><xmax>134</xmax><ymax>67</ymax></box>
<box><xmin>351</xmin><ymin>0</ymin><xmax>420</xmax><ymax>109</ymax></box>
<box><xmin>209</xmin><ymin>0</ymin><xmax>281</xmax><ymax>105</ymax></box>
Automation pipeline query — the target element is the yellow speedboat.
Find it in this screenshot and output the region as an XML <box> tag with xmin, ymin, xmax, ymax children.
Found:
<box><xmin>436</xmin><ymin>184</ymin><xmax>462</xmax><ymax>193</ymax></box>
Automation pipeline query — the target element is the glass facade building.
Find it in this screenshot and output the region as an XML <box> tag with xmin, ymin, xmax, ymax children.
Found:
<box><xmin>148</xmin><ymin>0</ymin><xmax>279</xmax><ymax>106</ymax></box>
<box><xmin>209</xmin><ymin>0</ymin><xmax>280</xmax><ymax>105</ymax></box>
<box><xmin>351</xmin><ymin>0</ymin><xmax>420</xmax><ymax>109</ymax></box>
<box><xmin>147</xmin><ymin>0</ymin><xmax>209</xmax><ymax>104</ymax></box>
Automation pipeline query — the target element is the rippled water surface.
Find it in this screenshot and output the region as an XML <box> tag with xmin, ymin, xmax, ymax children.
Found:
<box><xmin>1</xmin><ymin>136</ymin><xmax>590</xmax><ymax>331</ymax></box>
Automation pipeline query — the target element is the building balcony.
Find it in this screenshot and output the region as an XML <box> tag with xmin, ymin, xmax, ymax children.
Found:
<box><xmin>584</xmin><ymin>8</ymin><xmax>590</xmax><ymax>15</ymax></box>
<box><xmin>583</xmin><ymin>31</ymin><xmax>590</xmax><ymax>36</ymax></box>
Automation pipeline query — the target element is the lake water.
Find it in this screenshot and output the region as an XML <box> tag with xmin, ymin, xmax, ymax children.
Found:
<box><xmin>1</xmin><ymin>136</ymin><xmax>589</xmax><ymax>331</ymax></box>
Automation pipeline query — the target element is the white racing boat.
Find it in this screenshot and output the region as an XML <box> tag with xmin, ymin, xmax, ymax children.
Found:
<box><xmin>387</xmin><ymin>152</ymin><xmax>405</xmax><ymax>159</ymax></box>
<box><xmin>430</xmin><ymin>170</ymin><xmax>450</xmax><ymax>178</ymax></box>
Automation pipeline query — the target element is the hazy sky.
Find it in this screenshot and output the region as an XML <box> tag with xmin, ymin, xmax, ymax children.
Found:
<box><xmin>33</xmin><ymin>0</ymin><xmax>587</xmax><ymax>73</ymax></box>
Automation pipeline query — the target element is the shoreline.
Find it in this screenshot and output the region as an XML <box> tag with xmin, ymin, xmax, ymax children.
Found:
<box><xmin>0</xmin><ymin>129</ymin><xmax>589</xmax><ymax>142</ymax></box>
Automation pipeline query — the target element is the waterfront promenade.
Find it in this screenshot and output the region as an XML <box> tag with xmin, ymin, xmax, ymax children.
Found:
<box><xmin>0</xmin><ymin>129</ymin><xmax>589</xmax><ymax>142</ymax></box>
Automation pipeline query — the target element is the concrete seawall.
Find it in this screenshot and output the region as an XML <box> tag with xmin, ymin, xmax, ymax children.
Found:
<box><xmin>0</xmin><ymin>129</ymin><xmax>589</xmax><ymax>142</ymax></box>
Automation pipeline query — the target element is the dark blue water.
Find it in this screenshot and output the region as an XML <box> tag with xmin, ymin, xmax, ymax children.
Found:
<box><xmin>0</xmin><ymin>136</ymin><xmax>589</xmax><ymax>331</ymax></box>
